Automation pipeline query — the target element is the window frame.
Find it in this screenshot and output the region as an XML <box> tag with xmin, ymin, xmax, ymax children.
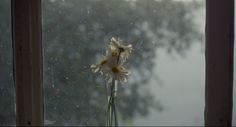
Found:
<box><xmin>205</xmin><ymin>0</ymin><xmax>234</xmax><ymax>126</ymax></box>
<box><xmin>10</xmin><ymin>0</ymin><xmax>234</xmax><ymax>126</ymax></box>
<box><xmin>11</xmin><ymin>0</ymin><xmax>43</xmax><ymax>126</ymax></box>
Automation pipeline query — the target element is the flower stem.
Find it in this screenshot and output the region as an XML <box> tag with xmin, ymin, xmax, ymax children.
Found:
<box><xmin>106</xmin><ymin>78</ymin><xmax>118</xmax><ymax>127</ymax></box>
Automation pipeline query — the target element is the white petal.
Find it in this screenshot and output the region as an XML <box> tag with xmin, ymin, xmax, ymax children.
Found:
<box><xmin>111</xmin><ymin>37</ymin><xmax>116</xmax><ymax>42</ymax></box>
<box><xmin>90</xmin><ymin>64</ymin><xmax>97</xmax><ymax>68</ymax></box>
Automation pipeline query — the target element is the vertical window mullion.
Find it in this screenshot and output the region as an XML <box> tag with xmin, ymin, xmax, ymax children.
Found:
<box><xmin>11</xmin><ymin>0</ymin><xmax>43</xmax><ymax>126</ymax></box>
<box><xmin>205</xmin><ymin>0</ymin><xmax>234</xmax><ymax>126</ymax></box>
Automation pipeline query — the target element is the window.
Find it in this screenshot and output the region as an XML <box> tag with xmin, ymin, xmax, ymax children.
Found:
<box><xmin>7</xmin><ymin>0</ymin><xmax>235</xmax><ymax>126</ymax></box>
<box><xmin>42</xmin><ymin>0</ymin><xmax>205</xmax><ymax>126</ymax></box>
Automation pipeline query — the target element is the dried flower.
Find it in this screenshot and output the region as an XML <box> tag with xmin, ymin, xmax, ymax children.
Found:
<box><xmin>90</xmin><ymin>56</ymin><xmax>109</xmax><ymax>73</ymax></box>
<box><xmin>110</xmin><ymin>37</ymin><xmax>133</xmax><ymax>62</ymax></box>
<box><xmin>91</xmin><ymin>37</ymin><xmax>133</xmax><ymax>83</ymax></box>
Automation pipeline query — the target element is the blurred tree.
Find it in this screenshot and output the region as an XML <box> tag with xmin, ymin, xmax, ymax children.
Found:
<box><xmin>0</xmin><ymin>0</ymin><xmax>15</xmax><ymax>125</ymax></box>
<box><xmin>43</xmin><ymin>0</ymin><xmax>203</xmax><ymax>125</ymax></box>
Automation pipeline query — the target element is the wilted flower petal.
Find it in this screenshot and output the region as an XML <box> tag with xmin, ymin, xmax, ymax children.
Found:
<box><xmin>109</xmin><ymin>37</ymin><xmax>134</xmax><ymax>61</ymax></box>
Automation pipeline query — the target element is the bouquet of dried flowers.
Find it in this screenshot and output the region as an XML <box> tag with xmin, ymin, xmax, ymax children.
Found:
<box><xmin>91</xmin><ymin>37</ymin><xmax>133</xmax><ymax>126</ymax></box>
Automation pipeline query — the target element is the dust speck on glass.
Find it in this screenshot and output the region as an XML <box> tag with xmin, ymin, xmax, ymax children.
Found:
<box><xmin>43</xmin><ymin>0</ymin><xmax>205</xmax><ymax>126</ymax></box>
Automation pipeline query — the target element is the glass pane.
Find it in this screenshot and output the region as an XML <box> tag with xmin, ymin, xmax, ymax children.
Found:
<box><xmin>0</xmin><ymin>0</ymin><xmax>16</xmax><ymax>126</ymax></box>
<box><xmin>43</xmin><ymin>0</ymin><xmax>205</xmax><ymax>126</ymax></box>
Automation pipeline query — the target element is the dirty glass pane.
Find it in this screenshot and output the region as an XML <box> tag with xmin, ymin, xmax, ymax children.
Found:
<box><xmin>43</xmin><ymin>0</ymin><xmax>205</xmax><ymax>126</ymax></box>
<box><xmin>0</xmin><ymin>0</ymin><xmax>16</xmax><ymax>126</ymax></box>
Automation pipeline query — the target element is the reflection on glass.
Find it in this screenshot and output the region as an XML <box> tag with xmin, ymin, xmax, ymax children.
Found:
<box><xmin>43</xmin><ymin>0</ymin><xmax>205</xmax><ymax>126</ymax></box>
<box><xmin>0</xmin><ymin>0</ymin><xmax>15</xmax><ymax>126</ymax></box>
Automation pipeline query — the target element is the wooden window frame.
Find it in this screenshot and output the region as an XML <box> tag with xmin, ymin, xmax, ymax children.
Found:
<box><xmin>11</xmin><ymin>0</ymin><xmax>43</xmax><ymax>126</ymax></box>
<box><xmin>205</xmin><ymin>0</ymin><xmax>234</xmax><ymax>126</ymax></box>
<box><xmin>10</xmin><ymin>0</ymin><xmax>234</xmax><ymax>126</ymax></box>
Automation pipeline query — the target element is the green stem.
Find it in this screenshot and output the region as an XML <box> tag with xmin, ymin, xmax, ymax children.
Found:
<box><xmin>113</xmin><ymin>102</ymin><xmax>118</xmax><ymax>126</ymax></box>
<box><xmin>106</xmin><ymin>78</ymin><xmax>118</xmax><ymax>127</ymax></box>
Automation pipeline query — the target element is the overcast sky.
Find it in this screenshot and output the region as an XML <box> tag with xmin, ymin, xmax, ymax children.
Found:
<box><xmin>132</xmin><ymin>42</ymin><xmax>205</xmax><ymax>126</ymax></box>
<box><xmin>132</xmin><ymin>2</ymin><xmax>236</xmax><ymax>126</ymax></box>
